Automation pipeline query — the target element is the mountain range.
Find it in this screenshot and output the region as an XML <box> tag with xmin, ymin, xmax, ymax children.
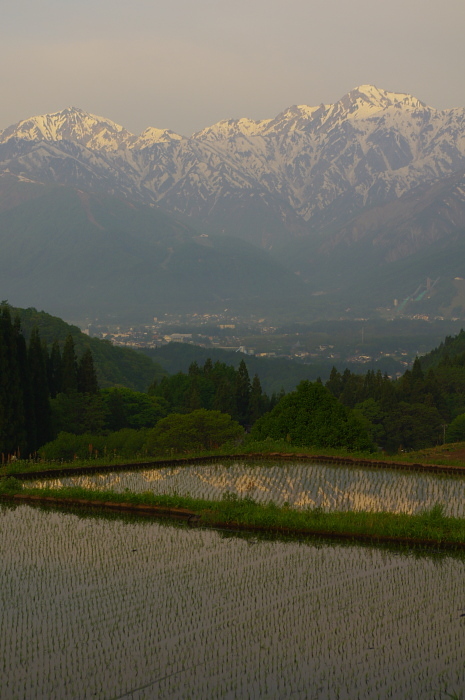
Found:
<box><xmin>1</xmin><ymin>85</ymin><xmax>465</xmax><ymax>320</ymax></box>
<box><xmin>0</xmin><ymin>175</ymin><xmax>304</xmax><ymax>321</ymax></box>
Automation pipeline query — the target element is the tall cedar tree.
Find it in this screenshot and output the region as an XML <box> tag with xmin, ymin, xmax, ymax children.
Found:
<box><xmin>77</xmin><ymin>348</ymin><xmax>99</xmax><ymax>394</ymax></box>
<box><xmin>13</xmin><ymin>315</ymin><xmax>33</xmax><ymax>453</ymax></box>
<box><xmin>235</xmin><ymin>359</ymin><xmax>251</xmax><ymax>427</ymax></box>
<box><xmin>250</xmin><ymin>374</ymin><xmax>265</xmax><ymax>424</ymax></box>
<box><xmin>0</xmin><ymin>307</ymin><xmax>26</xmax><ymax>454</ymax></box>
<box><xmin>61</xmin><ymin>334</ymin><xmax>78</xmax><ymax>394</ymax></box>
<box><xmin>28</xmin><ymin>327</ymin><xmax>52</xmax><ymax>451</ymax></box>
<box><xmin>48</xmin><ymin>340</ymin><xmax>62</xmax><ymax>398</ymax></box>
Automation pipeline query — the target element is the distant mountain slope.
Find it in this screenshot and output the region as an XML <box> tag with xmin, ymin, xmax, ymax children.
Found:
<box><xmin>0</xmin><ymin>176</ymin><xmax>305</xmax><ymax>321</ymax></box>
<box><xmin>1</xmin><ymin>86</ymin><xmax>464</xmax><ymax>251</ymax></box>
<box><xmin>1</xmin><ymin>86</ymin><xmax>465</xmax><ymax>319</ymax></box>
<box><xmin>14</xmin><ymin>307</ymin><xmax>165</xmax><ymax>391</ymax></box>
<box><xmin>277</xmin><ymin>169</ymin><xmax>465</xmax><ymax>313</ymax></box>
<box><xmin>419</xmin><ymin>328</ymin><xmax>465</xmax><ymax>370</ymax></box>
<box><xmin>143</xmin><ymin>342</ymin><xmax>405</xmax><ymax>395</ymax></box>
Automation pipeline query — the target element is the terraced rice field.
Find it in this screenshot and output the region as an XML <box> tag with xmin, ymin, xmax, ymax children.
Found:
<box><xmin>25</xmin><ymin>460</ymin><xmax>465</xmax><ymax>517</ymax></box>
<box><xmin>1</xmin><ymin>502</ymin><xmax>465</xmax><ymax>699</ymax></box>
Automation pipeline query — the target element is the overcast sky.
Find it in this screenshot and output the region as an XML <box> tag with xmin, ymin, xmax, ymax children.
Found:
<box><xmin>2</xmin><ymin>0</ymin><xmax>464</xmax><ymax>136</ymax></box>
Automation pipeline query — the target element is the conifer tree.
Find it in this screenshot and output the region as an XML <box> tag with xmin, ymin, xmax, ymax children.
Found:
<box><xmin>0</xmin><ymin>307</ymin><xmax>26</xmax><ymax>454</ymax></box>
<box><xmin>235</xmin><ymin>359</ymin><xmax>251</xmax><ymax>426</ymax></box>
<box><xmin>77</xmin><ymin>348</ymin><xmax>99</xmax><ymax>394</ymax></box>
<box><xmin>28</xmin><ymin>327</ymin><xmax>51</xmax><ymax>451</ymax></box>
<box><xmin>213</xmin><ymin>377</ymin><xmax>236</xmax><ymax>415</ymax></box>
<box><xmin>249</xmin><ymin>374</ymin><xmax>265</xmax><ymax>424</ymax></box>
<box><xmin>48</xmin><ymin>340</ymin><xmax>63</xmax><ymax>398</ymax></box>
<box><xmin>203</xmin><ymin>358</ymin><xmax>213</xmax><ymax>377</ymax></box>
<box><xmin>61</xmin><ymin>334</ymin><xmax>78</xmax><ymax>394</ymax></box>
<box><xmin>326</xmin><ymin>366</ymin><xmax>343</xmax><ymax>398</ymax></box>
<box><xmin>13</xmin><ymin>315</ymin><xmax>32</xmax><ymax>453</ymax></box>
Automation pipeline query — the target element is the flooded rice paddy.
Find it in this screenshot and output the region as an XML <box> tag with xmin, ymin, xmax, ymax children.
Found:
<box><xmin>26</xmin><ymin>460</ymin><xmax>465</xmax><ymax>517</ymax></box>
<box><xmin>1</xmin><ymin>502</ymin><xmax>465</xmax><ymax>699</ymax></box>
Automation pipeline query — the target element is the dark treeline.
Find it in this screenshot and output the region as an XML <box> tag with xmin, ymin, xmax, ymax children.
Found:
<box><xmin>148</xmin><ymin>358</ymin><xmax>279</xmax><ymax>428</ymax></box>
<box><xmin>5</xmin><ymin>305</ymin><xmax>465</xmax><ymax>458</ymax></box>
<box><xmin>323</xmin><ymin>353</ymin><xmax>465</xmax><ymax>451</ymax></box>
<box><xmin>0</xmin><ymin>307</ymin><xmax>103</xmax><ymax>457</ymax></box>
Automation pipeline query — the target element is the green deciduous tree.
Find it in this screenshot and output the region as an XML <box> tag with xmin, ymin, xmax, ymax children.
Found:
<box><xmin>446</xmin><ymin>413</ymin><xmax>465</xmax><ymax>443</ymax></box>
<box><xmin>51</xmin><ymin>392</ymin><xmax>106</xmax><ymax>436</ymax></box>
<box><xmin>251</xmin><ymin>380</ymin><xmax>373</xmax><ymax>451</ymax></box>
<box><xmin>145</xmin><ymin>409</ymin><xmax>244</xmax><ymax>454</ymax></box>
<box><xmin>101</xmin><ymin>387</ymin><xmax>169</xmax><ymax>431</ymax></box>
<box><xmin>382</xmin><ymin>401</ymin><xmax>443</xmax><ymax>452</ymax></box>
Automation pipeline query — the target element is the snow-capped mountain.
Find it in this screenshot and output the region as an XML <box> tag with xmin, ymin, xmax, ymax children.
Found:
<box><xmin>0</xmin><ymin>107</ymin><xmax>134</xmax><ymax>151</ymax></box>
<box><xmin>1</xmin><ymin>85</ymin><xmax>464</xmax><ymax>258</ymax></box>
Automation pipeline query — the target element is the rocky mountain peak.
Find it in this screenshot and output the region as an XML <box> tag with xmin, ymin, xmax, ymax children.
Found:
<box><xmin>193</xmin><ymin>117</ymin><xmax>272</xmax><ymax>141</ymax></box>
<box><xmin>131</xmin><ymin>127</ymin><xmax>184</xmax><ymax>148</ymax></box>
<box><xmin>333</xmin><ymin>85</ymin><xmax>427</xmax><ymax>120</ymax></box>
<box><xmin>0</xmin><ymin>86</ymin><xmax>463</xmax><ymax>252</ymax></box>
<box><xmin>0</xmin><ymin>107</ymin><xmax>133</xmax><ymax>151</ymax></box>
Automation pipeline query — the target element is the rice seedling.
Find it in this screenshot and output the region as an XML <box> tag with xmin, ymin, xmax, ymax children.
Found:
<box><xmin>1</xmin><ymin>503</ymin><xmax>465</xmax><ymax>699</ymax></box>
<box><xmin>23</xmin><ymin>459</ymin><xmax>465</xmax><ymax>518</ymax></box>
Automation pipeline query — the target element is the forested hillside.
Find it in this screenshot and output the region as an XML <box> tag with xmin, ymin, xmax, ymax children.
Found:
<box><xmin>5</xmin><ymin>303</ymin><xmax>465</xmax><ymax>460</ymax></box>
<box><xmin>143</xmin><ymin>342</ymin><xmax>400</xmax><ymax>395</ymax></box>
<box><xmin>15</xmin><ymin>307</ymin><xmax>165</xmax><ymax>391</ymax></box>
<box><xmin>0</xmin><ymin>306</ymin><xmax>168</xmax><ymax>456</ymax></box>
<box><xmin>420</xmin><ymin>328</ymin><xmax>465</xmax><ymax>369</ymax></box>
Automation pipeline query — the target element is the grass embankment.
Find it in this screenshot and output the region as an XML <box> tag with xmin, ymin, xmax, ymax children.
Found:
<box><xmin>3</xmin><ymin>439</ymin><xmax>465</xmax><ymax>479</ymax></box>
<box><xmin>2</xmin><ymin>478</ymin><xmax>465</xmax><ymax>548</ymax></box>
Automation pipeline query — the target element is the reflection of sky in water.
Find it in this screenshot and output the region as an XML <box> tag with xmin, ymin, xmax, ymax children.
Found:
<box><xmin>25</xmin><ymin>461</ymin><xmax>465</xmax><ymax>516</ymax></box>
<box><xmin>2</xmin><ymin>505</ymin><xmax>465</xmax><ymax>699</ymax></box>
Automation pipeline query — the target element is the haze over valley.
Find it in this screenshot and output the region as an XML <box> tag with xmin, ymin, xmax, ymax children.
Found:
<box><xmin>1</xmin><ymin>85</ymin><xmax>465</xmax><ymax>325</ymax></box>
<box><xmin>4</xmin><ymin>3</ymin><xmax>465</xmax><ymax>698</ymax></box>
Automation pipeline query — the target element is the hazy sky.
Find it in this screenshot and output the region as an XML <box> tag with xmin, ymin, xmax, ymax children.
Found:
<box><xmin>2</xmin><ymin>0</ymin><xmax>464</xmax><ymax>136</ymax></box>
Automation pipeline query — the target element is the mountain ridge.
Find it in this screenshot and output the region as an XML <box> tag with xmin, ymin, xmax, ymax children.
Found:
<box><xmin>1</xmin><ymin>84</ymin><xmax>463</xmax><ymax>247</ymax></box>
<box><xmin>1</xmin><ymin>86</ymin><xmax>465</xmax><ymax>319</ymax></box>
<box><xmin>0</xmin><ymin>176</ymin><xmax>306</xmax><ymax>321</ymax></box>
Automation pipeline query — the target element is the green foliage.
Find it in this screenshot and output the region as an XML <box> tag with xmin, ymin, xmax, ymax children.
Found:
<box><xmin>0</xmin><ymin>307</ymin><xmax>27</xmax><ymax>454</ymax></box>
<box><xmin>61</xmin><ymin>334</ymin><xmax>78</xmax><ymax>394</ymax></box>
<box><xmin>145</xmin><ymin>408</ymin><xmax>244</xmax><ymax>454</ymax></box>
<box><xmin>4</xmin><ymin>307</ymin><xmax>465</xmax><ymax>459</ymax></box>
<box><xmin>39</xmin><ymin>428</ymin><xmax>149</xmax><ymax>461</ymax></box>
<box><xmin>48</xmin><ymin>340</ymin><xmax>62</xmax><ymax>399</ymax></box>
<box><xmin>235</xmin><ymin>359</ymin><xmax>251</xmax><ymax>426</ymax></box>
<box><xmin>382</xmin><ymin>402</ymin><xmax>443</xmax><ymax>452</ymax></box>
<box><xmin>101</xmin><ymin>387</ymin><xmax>169</xmax><ymax>430</ymax></box>
<box><xmin>420</xmin><ymin>329</ymin><xmax>465</xmax><ymax>370</ymax></box>
<box><xmin>77</xmin><ymin>348</ymin><xmax>99</xmax><ymax>394</ymax></box>
<box><xmin>150</xmin><ymin>357</ymin><xmax>269</xmax><ymax>426</ymax></box>
<box><xmin>0</xmin><ymin>477</ymin><xmax>22</xmax><ymax>494</ymax></box>
<box><xmin>7</xmin><ymin>481</ymin><xmax>465</xmax><ymax>545</ymax></box>
<box><xmin>446</xmin><ymin>413</ymin><xmax>465</xmax><ymax>443</ymax></box>
<box><xmin>42</xmin><ymin>407</ymin><xmax>243</xmax><ymax>461</ymax></box>
<box><xmin>251</xmin><ymin>380</ymin><xmax>373</xmax><ymax>451</ymax></box>
<box><xmin>144</xmin><ymin>342</ymin><xmax>340</xmax><ymax>395</ymax></box>
<box><xmin>51</xmin><ymin>392</ymin><xmax>107</xmax><ymax>436</ymax></box>
<box><xmin>353</xmin><ymin>399</ymin><xmax>387</xmax><ymax>446</ymax></box>
<box><xmin>17</xmin><ymin>307</ymin><xmax>165</xmax><ymax>391</ymax></box>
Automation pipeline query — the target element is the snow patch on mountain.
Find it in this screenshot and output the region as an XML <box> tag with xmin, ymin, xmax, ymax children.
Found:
<box><xmin>1</xmin><ymin>85</ymin><xmax>464</xmax><ymax>248</ymax></box>
<box><xmin>193</xmin><ymin>117</ymin><xmax>273</xmax><ymax>140</ymax></box>
<box><xmin>0</xmin><ymin>107</ymin><xmax>134</xmax><ymax>152</ymax></box>
<box><xmin>131</xmin><ymin>127</ymin><xmax>184</xmax><ymax>148</ymax></box>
